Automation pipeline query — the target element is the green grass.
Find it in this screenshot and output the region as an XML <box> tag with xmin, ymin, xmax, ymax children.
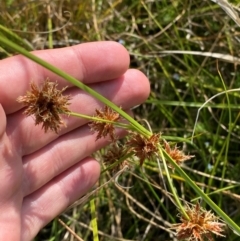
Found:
<box><xmin>1</xmin><ymin>0</ymin><xmax>240</xmax><ymax>240</ymax></box>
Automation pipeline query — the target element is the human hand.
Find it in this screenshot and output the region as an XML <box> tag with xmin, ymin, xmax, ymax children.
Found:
<box><xmin>0</xmin><ymin>41</ymin><xmax>150</xmax><ymax>241</ymax></box>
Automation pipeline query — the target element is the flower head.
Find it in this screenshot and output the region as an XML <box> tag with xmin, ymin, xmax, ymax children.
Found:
<box><xmin>103</xmin><ymin>144</ymin><xmax>130</xmax><ymax>175</ymax></box>
<box><xmin>173</xmin><ymin>203</ymin><xmax>226</xmax><ymax>241</ymax></box>
<box><xmin>89</xmin><ymin>106</ymin><xmax>120</xmax><ymax>141</ymax></box>
<box><xmin>17</xmin><ymin>79</ymin><xmax>71</xmax><ymax>133</ymax></box>
<box><xmin>164</xmin><ymin>140</ymin><xmax>194</xmax><ymax>168</ymax></box>
<box><xmin>127</xmin><ymin>133</ymin><xmax>160</xmax><ymax>166</ymax></box>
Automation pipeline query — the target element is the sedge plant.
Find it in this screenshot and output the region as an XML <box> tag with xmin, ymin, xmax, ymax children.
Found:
<box><xmin>1</xmin><ymin>34</ymin><xmax>240</xmax><ymax>241</ymax></box>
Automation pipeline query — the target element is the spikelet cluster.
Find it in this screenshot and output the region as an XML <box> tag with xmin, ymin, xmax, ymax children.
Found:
<box><xmin>17</xmin><ymin>79</ymin><xmax>70</xmax><ymax>133</ymax></box>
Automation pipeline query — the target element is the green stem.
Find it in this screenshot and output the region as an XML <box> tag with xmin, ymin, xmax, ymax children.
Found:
<box><xmin>90</xmin><ymin>198</ymin><xmax>99</xmax><ymax>241</ymax></box>
<box><xmin>158</xmin><ymin>147</ymin><xmax>189</xmax><ymax>220</ymax></box>
<box><xmin>1</xmin><ymin>35</ymin><xmax>240</xmax><ymax>236</ymax></box>
<box><xmin>0</xmin><ymin>36</ymin><xmax>150</xmax><ymax>138</ymax></box>
<box><xmin>69</xmin><ymin>111</ymin><xmax>131</xmax><ymax>129</ymax></box>
<box><xmin>162</xmin><ymin>148</ymin><xmax>240</xmax><ymax>235</ymax></box>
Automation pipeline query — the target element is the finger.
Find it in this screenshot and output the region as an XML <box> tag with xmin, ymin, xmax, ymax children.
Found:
<box><xmin>22</xmin><ymin>118</ymin><xmax>128</xmax><ymax>196</ymax></box>
<box><xmin>0</xmin><ymin>104</ymin><xmax>22</xmax><ymax>200</ymax></box>
<box><xmin>8</xmin><ymin>69</ymin><xmax>150</xmax><ymax>156</ymax></box>
<box><xmin>21</xmin><ymin>157</ymin><xmax>100</xmax><ymax>241</ymax></box>
<box><xmin>0</xmin><ymin>41</ymin><xmax>130</xmax><ymax>113</ymax></box>
<box><xmin>0</xmin><ymin>106</ymin><xmax>22</xmax><ymax>240</ymax></box>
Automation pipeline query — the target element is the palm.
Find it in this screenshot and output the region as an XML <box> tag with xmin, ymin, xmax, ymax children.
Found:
<box><xmin>0</xmin><ymin>41</ymin><xmax>149</xmax><ymax>241</ymax></box>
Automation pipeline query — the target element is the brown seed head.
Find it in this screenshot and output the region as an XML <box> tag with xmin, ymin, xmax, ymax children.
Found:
<box><xmin>164</xmin><ymin>140</ymin><xmax>194</xmax><ymax>167</ymax></box>
<box><xmin>127</xmin><ymin>133</ymin><xmax>160</xmax><ymax>166</ymax></box>
<box><xmin>103</xmin><ymin>144</ymin><xmax>130</xmax><ymax>175</ymax></box>
<box><xmin>17</xmin><ymin>79</ymin><xmax>71</xmax><ymax>133</ymax></box>
<box><xmin>89</xmin><ymin>106</ymin><xmax>120</xmax><ymax>141</ymax></box>
<box><xmin>173</xmin><ymin>203</ymin><xmax>226</xmax><ymax>241</ymax></box>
